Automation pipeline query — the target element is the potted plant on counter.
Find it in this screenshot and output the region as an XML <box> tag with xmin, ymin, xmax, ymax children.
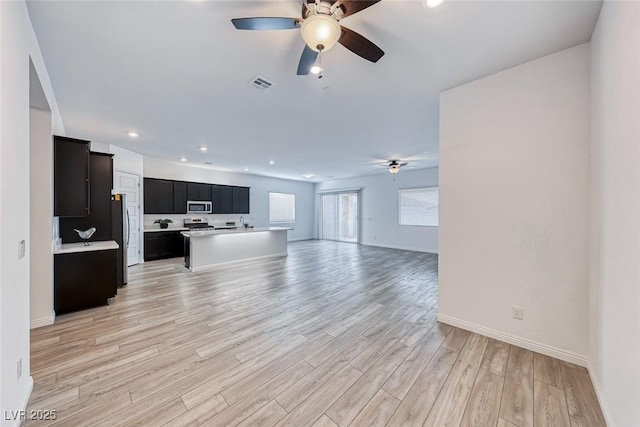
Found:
<box><xmin>154</xmin><ymin>219</ymin><xmax>173</xmax><ymax>229</ymax></box>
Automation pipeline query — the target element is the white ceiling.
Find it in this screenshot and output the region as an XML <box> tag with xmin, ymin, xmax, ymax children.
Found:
<box><xmin>27</xmin><ymin>0</ymin><xmax>602</xmax><ymax>182</ymax></box>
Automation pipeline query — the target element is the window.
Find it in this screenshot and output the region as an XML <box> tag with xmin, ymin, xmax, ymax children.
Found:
<box><xmin>399</xmin><ymin>187</ymin><xmax>439</xmax><ymax>226</ymax></box>
<box><xmin>269</xmin><ymin>192</ymin><xmax>295</xmax><ymax>223</ymax></box>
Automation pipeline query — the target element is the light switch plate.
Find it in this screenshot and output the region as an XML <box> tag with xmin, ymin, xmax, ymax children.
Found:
<box><xmin>512</xmin><ymin>305</ymin><xmax>524</xmax><ymax>320</ymax></box>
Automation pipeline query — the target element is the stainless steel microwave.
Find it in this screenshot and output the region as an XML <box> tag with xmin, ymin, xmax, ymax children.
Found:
<box><xmin>186</xmin><ymin>200</ymin><xmax>212</xmax><ymax>214</ymax></box>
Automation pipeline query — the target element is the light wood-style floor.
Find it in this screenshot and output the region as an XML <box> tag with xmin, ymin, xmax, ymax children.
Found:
<box><xmin>27</xmin><ymin>240</ymin><xmax>606</xmax><ymax>426</ymax></box>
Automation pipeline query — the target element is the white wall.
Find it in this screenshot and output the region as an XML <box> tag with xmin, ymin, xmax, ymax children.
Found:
<box><xmin>589</xmin><ymin>1</ymin><xmax>640</xmax><ymax>425</ymax></box>
<box><xmin>29</xmin><ymin>107</ymin><xmax>54</xmax><ymax>329</ymax></box>
<box><xmin>438</xmin><ymin>44</ymin><xmax>590</xmax><ymax>363</ymax></box>
<box><xmin>315</xmin><ymin>168</ymin><xmax>438</xmax><ymax>253</ymax></box>
<box><xmin>110</xmin><ymin>145</ymin><xmax>143</xmax><ymax>177</ymax></box>
<box><xmin>143</xmin><ymin>158</ymin><xmax>316</xmax><ymax>242</ymax></box>
<box><xmin>0</xmin><ymin>1</ymin><xmax>64</xmax><ymax>424</ymax></box>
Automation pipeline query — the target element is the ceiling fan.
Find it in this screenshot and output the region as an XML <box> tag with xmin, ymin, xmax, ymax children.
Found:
<box><xmin>382</xmin><ymin>160</ymin><xmax>408</xmax><ymax>175</ymax></box>
<box><xmin>231</xmin><ymin>0</ymin><xmax>385</xmax><ymax>75</ymax></box>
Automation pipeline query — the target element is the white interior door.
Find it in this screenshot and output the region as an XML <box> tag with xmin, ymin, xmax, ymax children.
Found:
<box><xmin>321</xmin><ymin>192</ymin><xmax>359</xmax><ymax>243</ymax></box>
<box><xmin>114</xmin><ymin>170</ymin><xmax>140</xmax><ymax>266</ymax></box>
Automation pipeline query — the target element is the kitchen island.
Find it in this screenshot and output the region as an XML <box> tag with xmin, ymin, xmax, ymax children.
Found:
<box><xmin>181</xmin><ymin>227</ymin><xmax>291</xmax><ymax>271</ymax></box>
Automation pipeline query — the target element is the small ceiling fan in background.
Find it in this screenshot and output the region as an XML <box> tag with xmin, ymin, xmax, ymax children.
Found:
<box><xmin>231</xmin><ymin>0</ymin><xmax>384</xmax><ymax>75</ymax></box>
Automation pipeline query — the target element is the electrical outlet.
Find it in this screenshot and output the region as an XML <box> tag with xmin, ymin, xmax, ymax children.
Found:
<box><xmin>17</xmin><ymin>358</ymin><xmax>22</xmax><ymax>380</ymax></box>
<box><xmin>18</xmin><ymin>240</ymin><xmax>26</xmax><ymax>259</ymax></box>
<box><xmin>512</xmin><ymin>306</ymin><xmax>523</xmax><ymax>320</ymax></box>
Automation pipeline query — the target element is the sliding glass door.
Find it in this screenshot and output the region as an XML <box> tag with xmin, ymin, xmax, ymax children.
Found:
<box><xmin>321</xmin><ymin>192</ymin><xmax>359</xmax><ymax>243</ymax></box>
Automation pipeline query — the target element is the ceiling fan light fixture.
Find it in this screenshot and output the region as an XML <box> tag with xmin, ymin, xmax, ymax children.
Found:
<box><xmin>300</xmin><ymin>14</ymin><xmax>341</xmax><ymax>52</ymax></box>
<box><xmin>389</xmin><ymin>164</ymin><xmax>401</xmax><ymax>174</ymax></box>
<box><xmin>423</xmin><ymin>0</ymin><xmax>445</xmax><ymax>8</ymax></box>
<box><xmin>310</xmin><ymin>65</ymin><xmax>322</xmax><ymax>75</ymax></box>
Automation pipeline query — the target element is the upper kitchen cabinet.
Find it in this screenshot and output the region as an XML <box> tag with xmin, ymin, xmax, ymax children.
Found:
<box><xmin>232</xmin><ymin>186</ymin><xmax>250</xmax><ymax>214</ymax></box>
<box><xmin>59</xmin><ymin>152</ymin><xmax>114</xmax><ymax>242</ymax></box>
<box><xmin>212</xmin><ymin>185</ymin><xmax>232</xmax><ymax>214</ymax></box>
<box><xmin>54</xmin><ymin>136</ymin><xmax>90</xmax><ymax>217</ymax></box>
<box><xmin>187</xmin><ymin>182</ymin><xmax>211</xmax><ymax>201</ymax></box>
<box><xmin>144</xmin><ymin>178</ymin><xmax>174</xmax><ymax>214</ymax></box>
<box><xmin>173</xmin><ymin>181</ymin><xmax>187</xmax><ymax>214</ymax></box>
<box><xmin>143</xmin><ymin>177</ymin><xmax>250</xmax><ymax>214</ymax></box>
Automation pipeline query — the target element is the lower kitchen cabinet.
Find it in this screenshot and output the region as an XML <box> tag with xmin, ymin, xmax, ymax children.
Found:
<box><xmin>144</xmin><ymin>231</ymin><xmax>185</xmax><ymax>261</ymax></box>
<box><xmin>54</xmin><ymin>249</ymin><xmax>117</xmax><ymax>315</ymax></box>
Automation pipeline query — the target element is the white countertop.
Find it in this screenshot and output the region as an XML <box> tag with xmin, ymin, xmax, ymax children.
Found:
<box><xmin>144</xmin><ymin>227</ymin><xmax>189</xmax><ymax>233</ymax></box>
<box><xmin>181</xmin><ymin>227</ymin><xmax>292</xmax><ymax>238</ymax></box>
<box><xmin>54</xmin><ymin>240</ymin><xmax>119</xmax><ymax>254</ymax></box>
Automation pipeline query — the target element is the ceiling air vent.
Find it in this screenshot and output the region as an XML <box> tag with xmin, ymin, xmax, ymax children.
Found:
<box><xmin>249</xmin><ymin>76</ymin><xmax>275</xmax><ymax>92</ymax></box>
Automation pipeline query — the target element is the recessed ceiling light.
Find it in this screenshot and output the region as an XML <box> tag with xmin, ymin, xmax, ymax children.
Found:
<box><xmin>269</xmin><ymin>160</ymin><xmax>275</xmax><ymax>165</ymax></box>
<box><xmin>243</xmin><ymin>168</ymin><xmax>249</xmax><ymax>171</ymax></box>
<box><xmin>128</xmin><ymin>132</ymin><xmax>138</xmax><ymax>138</ymax></box>
<box><xmin>180</xmin><ymin>157</ymin><xmax>187</xmax><ymax>162</ymax></box>
<box><xmin>303</xmin><ymin>174</ymin><xmax>314</xmax><ymax>179</ymax></box>
<box><xmin>423</xmin><ymin>0</ymin><xmax>445</xmax><ymax>8</ymax></box>
<box><xmin>200</xmin><ymin>147</ymin><xmax>208</xmax><ymax>152</ymax></box>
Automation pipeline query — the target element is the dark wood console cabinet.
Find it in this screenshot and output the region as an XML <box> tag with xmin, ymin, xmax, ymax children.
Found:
<box><xmin>54</xmin><ymin>249</ymin><xmax>117</xmax><ymax>315</ymax></box>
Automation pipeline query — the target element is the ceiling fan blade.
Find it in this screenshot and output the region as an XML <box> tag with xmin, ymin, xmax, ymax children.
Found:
<box><xmin>339</xmin><ymin>26</ymin><xmax>384</xmax><ymax>63</ymax></box>
<box><xmin>231</xmin><ymin>17</ymin><xmax>300</xmax><ymax>30</ymax></box>
<box><xmin>336</xmin><ymin>0</ymin><xmax>381</xmax><ymax>19</ymax></box>
<box><xmin>297</xmin><ymin>45</ymin><xmax>318</xmax><ymax>75</ymax></box>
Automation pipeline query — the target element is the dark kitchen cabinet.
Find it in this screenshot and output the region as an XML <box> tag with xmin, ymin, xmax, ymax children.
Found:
<box><xmin>144</xmin><ymin>178</ymin><xmax>174</xmax><ymax>214</ymax></box>
<box><xmin>212</xmin><ymin>185</ymin><xmax>232</xmax><ymax>214</ymax></box>
<box><xmin>54</xmin><ymin>249</ymin><xmax>116</xmax><ymax>314</ymax></box>
<box><xmin>187</xmin><ymin>182</ymin><xmax>211</xmax><ymax>201</ymax></box>
<box><xmin>143</xmin><ymin>177</ymin><xmax>249</xmax><ymax>214</ymax></box>
<box><xmin>54</xmin><ymin>136</ymin><xmax>90</xmax><ymax>217</ymax></box>
<box><xmin>144</xmin><ymin>231</ymin><xmax>185</xmax><ymax>261</ymax></box>
<box><xmin>59</xmin><ymin>152</ymin><xmax>113</xmax><ymax>243</ymax></box>
<box><xmin>173</xmin><ymin>181</ymin><xmax>187</xmax><ymax>214</ymax></box>
<box><xmin>232</xmin><ymin>186</ymin><xmax>250</xmax><ymax>214</ymax></box>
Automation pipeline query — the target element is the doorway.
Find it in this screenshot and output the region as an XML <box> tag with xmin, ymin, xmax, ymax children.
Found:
<box><xmin>320</xmin><ymin>191</ymin><xmax>359</xmax><ymax>243</ymax></box>
<box><xmin>114</xmin><ymin>170</ymin><xmax>140</xmax><ymax>266</ymax></box>
<box><xmin>29</xmin><ymin>59</ymin><xmax>55</xmax><ymax>328</ymax></box>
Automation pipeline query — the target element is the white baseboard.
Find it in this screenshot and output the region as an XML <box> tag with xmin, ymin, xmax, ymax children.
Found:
<box><xmin>436</xmin><ymin>313</ymin><xmax>588</xmax><ymax>367</ymax></box>
<box><xmin>288</xmin><ymin>237</ymin><xmax>315</xmax><ymax>242</ymax></box>
<box><xmin>360</xmin><ymin>241</ymin><xmax>438</xmax><ymax>254</ymax></box>
<box><xmin>587</xmin><ymin>361</ymin><xmax>616</xmax><ymax>427</ymax></box>
<box><xmin>30</xmin><ymin>311</ymin><xmax>55</xmax><ymax>329</ymax></box>
<box><xmin>7</xmin><ymin>376</ymin><xmax>34</xmax><ymax>427</ymax></box>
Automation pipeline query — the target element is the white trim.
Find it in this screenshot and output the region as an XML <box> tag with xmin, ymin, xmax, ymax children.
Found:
<box><xmin>316</xmin><ymin>187</ymin><xmax>362</xmax><ymax>194</ymax></box>
<box><xmin>190</xmin><ymin>252</ymin><xmax>288</xmax><ymax>272</ymax></box>
<box><xmin>587</xmin><ymin>361</ymin><xmax>617</xmax><ymax>427</ymax></box>
<box><xmin>436</xmin><ymin>313</ymin><xmax>588</xmax><ymax>367</ymax></box>
<box><xmin>288</xmin><ymin>237</ymin><xmax>315</xmax><ymax>242</ymax></box>
<box><xmin>30</xmin><ymin>311</ymin><xmax>55</xmax><ymax>329</ymax></box>
<box><xmin>8</xmin><ymin>376</ymin><xmax>34</xmax><ymax>427</ymax></box>
<box><xmin>361</xmin><ymin>241</ymin><xmax>438</xmax><ymax>254</ymax></box>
